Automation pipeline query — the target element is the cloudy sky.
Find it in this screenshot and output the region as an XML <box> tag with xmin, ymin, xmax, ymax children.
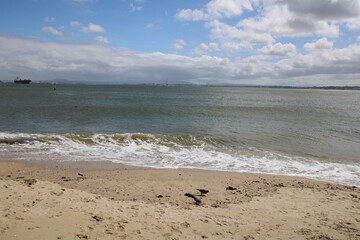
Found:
<box><xmin>1</xmin><ymin>0</ymin><xmax>360</xmax><ymax>86</ymax></box>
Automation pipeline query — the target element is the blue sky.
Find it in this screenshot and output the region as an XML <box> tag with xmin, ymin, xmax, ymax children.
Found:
<box><xmin>0</xmin><ymin>0</ymin><xmax>213</xmax><ymax>54</ymax></box>
<box><xmin>1</xmin><ymin>0</ymin><xmax>360</xmax><ymax>86</ymax></box>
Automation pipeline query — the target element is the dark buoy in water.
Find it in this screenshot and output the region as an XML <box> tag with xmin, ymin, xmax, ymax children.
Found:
<box><xmin>53</xmin><ymin>84</ymin><xmax>57</xmax><ymax>91</ymax></box>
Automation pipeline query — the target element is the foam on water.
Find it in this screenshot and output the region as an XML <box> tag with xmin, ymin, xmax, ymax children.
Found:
<box><xmin>0</xmin><ymin>132</ymin><xmax>359</xmax><ymax>186</ymax></box>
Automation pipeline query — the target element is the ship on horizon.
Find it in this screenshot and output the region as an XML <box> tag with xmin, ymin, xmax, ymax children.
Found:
<box><xmin>14</xmin><ymin>77</ymin><xmax>32</xmax><ymax>84</ymax></box>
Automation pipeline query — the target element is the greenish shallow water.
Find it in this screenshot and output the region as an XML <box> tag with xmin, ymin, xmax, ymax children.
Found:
<box><xmin>1</xmin><ymin>84</ymin><xmax>359</xmax><ymax>186</ymax></box>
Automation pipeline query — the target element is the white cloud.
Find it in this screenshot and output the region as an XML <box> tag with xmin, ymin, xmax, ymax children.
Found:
<box><xmin>347</xmin><ymin>18</ymin><xmax>360</xmax><ymax>30</ymax></box>
<box><xmin>146</xmin><ymin>23</ymin><xmax>155</xmax><ymax>29</ymax></box>
<box><xmin>82</xmin><ymin>23</ymin><xmax>105</xmax><ymax>33</ymax></box>
<box><xmin>304</xmin><ymin>38</ymin><xmax>333</xmax><ymax>52</ymax></box>
<box><xmin>175</xmin><ymin>0</ymin><xmax>253</xmax><ymax>21</ymax></box>
<box><xmin>70</xmin><ymin>21</ymin><xmax>82</xmax><ymax>27</ymax></box>
<box><xmin>176</xmin><ymin>0</ymin><xmax>360</xmax><ymax>54</ymax></box>
<box><xmin>236</xmin><ymin>2</ymin><xmax>340</xmax><ymax>38</ymax></box>
<box><xmin>221</xmin><ymin>41</ymin><xmax>252</xmax><ymax>51</ymax></box>
<box><xmin>206</xmin><ymin>20</ymin><xmax>275</xmax><ymax>45</ymax></box>
<box><xmin>146</xmin><ymin>20</ymin><xmax>161</xmax><ymax>29</ymax></box>
<box><xmin>129</xmin><ymin>0</ymin><xmax>145</xmax><ymax>11</ymax></box>
<box><xmin>275</xmin><ymin>44</ymin><xmax>360</xmax><ymax>80</ymax></box>
<box><xmin>42</xmin><ymin>27</ymin><xmax>64</xmax><ymax>36</ymax></box>
<box><xmin>176</xmin><ymin>9</ymin><xmax>209</xmax><ymax>21</ymax></box>
<box><xmin>259</xmin><ymin>43</ymin><xmax>297</xmax><ymax>57</ymax></box>
<box><xmin>208</xmin><ymin>43</ymin><xmax>220</xmax><ymax>51</ymax></box>
<box><xmin>192</xmin><ymin>42</ymin><xmax>219</xmax><ymax>55</ymax></box>
<box><xmin>1</xmin><ymin>36</ymin><xmax>360</xmax><ymax>86</ymax></box>
<box><xmin>283</xmin><ymin>0</ymin><xmax>360</xmax><ymax>20</ymax></box>
<box><xmin>95</xmin><ymin>36</ymin><xmax>108</xmax><ymax>43</ymax></box>
<box><xmin>171</xmin><ymin>39</ymin><xmax>186</xmax><ymax>50</ymax></box>
<box><xmin>240</xmin><ymin>0</ymin><xmax>360</xmax><ymax>38</ymax></box>
<box><xmin>70</xmin><ymin>21</ymin><xmax>106</xmax><ymax>34</ymax></box>
<box><xmin>44</xmin><ymin>17</ymin><xmax>56</xmax><ymax>22</ymax></box>
<box><xmin>207</xmin><ymin>0</ymin><xmax>253</xmax><ymax>18</ymax></box>
<box><xmin>130</xmin><ymin>3</ymin><xmax>143</xmax><ymax>11</ymax></box>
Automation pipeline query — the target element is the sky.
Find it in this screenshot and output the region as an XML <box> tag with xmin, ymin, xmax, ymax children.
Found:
<box><xmin>0</xmin><ymin>0</ymin><xmax>360</xmax><ymax>86</ymax></box>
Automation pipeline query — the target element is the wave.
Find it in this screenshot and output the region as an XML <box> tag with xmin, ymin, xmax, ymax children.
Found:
<box><xmin>0</xmin><ymin>132</ymin><xmax>359</xmax><ymax>186</ymax></box>
<box><xmin>0</xmin><ymin>132</ymin><xmax>221</xmax><ymax>147</ymax></box>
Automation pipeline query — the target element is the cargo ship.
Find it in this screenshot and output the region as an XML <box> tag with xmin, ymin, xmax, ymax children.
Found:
<box><xmin>14</xmin><ymin>77</ymin><xmax>32</xmax><ymax>84</ymax></box>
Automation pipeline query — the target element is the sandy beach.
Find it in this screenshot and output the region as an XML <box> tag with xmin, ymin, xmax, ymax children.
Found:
<box><xmin>0</xmin><ymin>160</ymin><xmax>359</xmax><ymax>240</ymax></box>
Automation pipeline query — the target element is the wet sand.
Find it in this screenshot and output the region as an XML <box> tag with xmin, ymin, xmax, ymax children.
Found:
<box><xmin>0</xmin><ymin>160</ymin><xmax>359</xmax><ymax>239</ymax></box>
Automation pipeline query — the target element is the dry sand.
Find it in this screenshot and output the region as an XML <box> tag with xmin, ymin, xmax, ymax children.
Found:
<box><xmin>0</xmin><ymin>160</ymin><xmax>359</xmax><ymax>240</ymax></box>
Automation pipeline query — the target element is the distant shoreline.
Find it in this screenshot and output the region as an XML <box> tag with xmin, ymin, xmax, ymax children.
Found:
<box><xmin>1</xmin><ymin>80</ymin><xmax>360</xmax><ymax>90</ymax></box>
<box><xmin>226</xmin><ymin>85</ymin><xmax>360</xmax><ymax>90</ymax></box>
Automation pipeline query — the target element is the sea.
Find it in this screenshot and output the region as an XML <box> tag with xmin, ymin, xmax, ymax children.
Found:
<box><xmin>1</xmin><ymin>83</ymin><xmax>359</xmax><ymax>186</ymax></box>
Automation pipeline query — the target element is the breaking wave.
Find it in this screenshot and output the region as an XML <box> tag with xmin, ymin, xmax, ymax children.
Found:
<box><xmin>0</xmin><ymin>132</ymin><xmax>359</xmax><ymax>186</ymax></box>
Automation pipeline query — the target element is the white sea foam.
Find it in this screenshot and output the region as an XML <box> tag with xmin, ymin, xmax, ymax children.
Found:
<box><xmin>0</xmin><ymin>132</ymin><xmax>359</xmax><ymax>186</ymax></box>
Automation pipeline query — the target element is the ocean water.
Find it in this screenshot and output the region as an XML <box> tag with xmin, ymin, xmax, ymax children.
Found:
<box><xmin>1</xmin><ymin>84</ymin><xmax>359</xmax><ymax>186</ymax></box>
